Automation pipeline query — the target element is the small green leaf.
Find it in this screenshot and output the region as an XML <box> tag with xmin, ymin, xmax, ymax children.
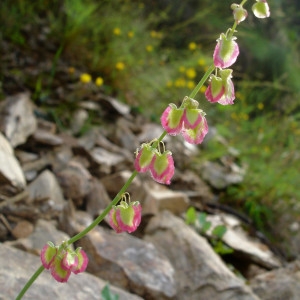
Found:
<box><xmin>201</xmin><ymin>221</ymin><xmax>212</xmax><ymax>233</ymax></box>
<box><xmin>213</xmin><ymin>240</ymin><xmax>234</xmax><ymax>255</ymax></box>
<box><xmin>101</xmin><ymin>284</ymin><xmax>119</xmax><ymax>300</ymax></box>
<box><xmin>185</xmin><ymin>207</ymin><xmax>197</xmax><ymax>225</ymax></box>
<box><xmin>212</xmin><ymin>225</ymin><xmax>227</xmax><ymax>239</ymax></box>
<box><xmin>198</xmin><ymin>212</ymin><xmax>207</xmax><ymax>226</ymax></box>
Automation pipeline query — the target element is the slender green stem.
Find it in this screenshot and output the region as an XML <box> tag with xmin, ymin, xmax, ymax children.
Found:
<box><xmin>16</xmin><ymin>265</ymin><xmax>45</xmax><ymax>300</ymax></box>
<box><xmin>188</xmin><ymin>64</ymin><xmax>215</xmax><ymax>99</ymax></box>
<box><xmin>68</xmin><ymin>170</ymin><xmax>139</xmax><ymax>245</ymax></box>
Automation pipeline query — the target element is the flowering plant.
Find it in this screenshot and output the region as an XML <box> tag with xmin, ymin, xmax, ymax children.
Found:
<box><xmin>16</xmin><ymin>0</ymin><xmax>270</xmax><ymax>298</ymax></box>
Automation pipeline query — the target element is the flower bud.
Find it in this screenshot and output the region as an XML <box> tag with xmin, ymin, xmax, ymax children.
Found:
<box><xmin>150</xmin><ymin>151</ymin><xmax>175</xmax><ymax>185</ymax></box>
<box><xmin>205</xmin><ymin>69</ymin><xmax>235</xmax><ymax>105</ymax></box>
<box><xmin>182</xmin><ymin>113</ymin><xmax>208</xmax><ymax>144</ymax></box>
<box><xmin>134</xmin><ymin>144</ymin><xmax>156</xmax><ymax>172</ymax></box>
<box><xmin>231</xmin><ymin>4</ymin><xmax>248</xmax><ymax>24</ymax></box>
<box><xmin>109</xmin><ymin>200</ymin><xmax>142</xmax><ymax>233</ymax></box>
<box><xmin>161</xmin><ymin>104</ymin><xmax>184</xmax><ymax>135</ymax></box>
<box><xmin>213</xmin><ymin>32</ymin><xmax>239</xmax><ymax>68</ymax></box>
<box><xmin>252</xmin><ymin>0</ymin><xmax>270</xmax><ymax>18</ymax></box>
<box><xmin>41</xmin><ymin>242</ymin><xmax>89</xmax><ymax>282</ymax></box>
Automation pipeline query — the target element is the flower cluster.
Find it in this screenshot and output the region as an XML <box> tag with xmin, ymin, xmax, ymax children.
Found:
<box><xmin>161</xmin><ymin>97</ymin><xmax>208</xmax><ymax>145</ymax></box>
<box><xmin>109</xmin><ymin>199</ymin><xmax>142</xmax><ymax>233</ymax></box>
<box><xmin>135</xmin><ymin>142</ymin><xmax>175</xmax><ymax>185</ymax></box>
<box><xmin>41</xmin><ymin>242</ymin><xmax>88</xmax><ymax>283</ymax></box>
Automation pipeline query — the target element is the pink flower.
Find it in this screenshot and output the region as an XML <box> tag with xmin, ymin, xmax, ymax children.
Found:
<box><xmin>182</xmin><ymin>115</ymin><xmax>208</xmax><ymax>144</ymax></box>
<box><xmin>109</xmin><ymin>201</ymin><xmax>142</xmax><ymax>233</ymax></box>
<box><xmin>231</xmin><ymin>4</ymin><xmax>248</xmax><ymax>24</ymax></box>
<box><xmin>213</xmin><ymin>33</ymin><xmax>239</xmax><ymax>68</ymax></box>
<box><xmin>135</xmin><ymin>145</ymin><xmax>175</xmax><ymax>185</ymax></box>
<box><xmin>252</xmin><ymin>0</ymin><xmax>270</xmax><ymax>18</ymax></box>
<box><xmin>161</xmin><ymin>105</ymin><xmax>184</xmax><ymax>135</ymax></box>
<box><xmin>41</xmin><ymin>243</ymin><xmax>89</xmax><ymax>283</ymax></box>
<box><xmin>134</xmin><ymin>144</ymin><xmax>156</xmax><ymax>172</ymax></box>
<box><xmin>161</xmin><ymin>98</ymin><xmax>209</xmax><ymax>145</ymax></box>
<box><xmin>150</xmin><ymin>151</ymin><xmax>175</xmax><ymax>185</ymax></box>
<box><xmin>205</xmin><ymin>69</ymin><xmax>235</xmax><ymax>105</ymax></box>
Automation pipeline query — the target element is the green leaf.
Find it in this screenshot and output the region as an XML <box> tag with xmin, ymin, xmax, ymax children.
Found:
<box><xmin>101</xmin><ymin>284</ymin><xmax>119</xmax><ymax>300</ymax></box>
<box><xmin>198</xmin><ymin>212</ymin><xmax>211</xmax><ymax>232</ymax></box>
<box><xmin>185</xmin><ymin>207</ymin><xmax>197</xmax><ymax>225</ymax></box>
<box><xmin>198</xmin><ymin>212</ymin><xmax>207</xmax><ymax>225</ymax></box>
<box><xmin>212</xmin><ymin>225</ymin><xmax>227</xmax><ymax>239</ymax></box>
<box><xmin>201</xmin><ymin>221</ymin><xmax>212</xmax><ymax>233</ymax></box>
<box><xmin>213</xmin><ymin>240</ymin><xmax>234</xmax><ymax>255</ymax></box>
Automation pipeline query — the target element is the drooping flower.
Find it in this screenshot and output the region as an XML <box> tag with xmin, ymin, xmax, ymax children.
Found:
<box><xmin>213</xmin><ymin>32</ymin><xmax>239</xmax><ymax>68</ymax></box>
<box><xmin>252</xmin><ymin>0</ymin><xmax>270</xmax><ymax>18</ymax></box>
<box><xmin>231</xmin><ymin>4</ymin><xmax>248</xmax><ymax>24</ymax></box>
<box><xmin>161</xmin><ymin>97</ymin><xmax>209</xmax><ymax>145</ymax></box>
<box><xmin>205</xmin><ymin>69</ymin><xmax>235</xmax><ymax>105</ymax></box>
<box><xmin>109</xmin><ymin>200</ymin><xmax>142</xmax><ymax>233</ymax></box>
<box><xmin>182</xmin><ymin>114</ymin><xmax>208</xmax><ymax>144</ymax></box>
<box><xmin>41</xmin><ymin>242</ymin><xmax>89</xmax><ymax>283</ymax></box>
<box><xmin>134</xmin><ymin>143</ymin><xmax>156</xmax><ymax>172</ymax></box>
<box><xmin>150</xmin><ymin>151</ymin><xmax>175</xmax><ymax>185</ymax></box>
<box><xmin>161</xmin><ymin>104</ymin><xmax>185</xmax><ymax>135</ymax></box>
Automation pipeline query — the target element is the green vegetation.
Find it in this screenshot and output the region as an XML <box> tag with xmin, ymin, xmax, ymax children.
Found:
<box><xmin>1</xmin><ymin>0</ymin><xmax>299</xmax><ymax>237</ymax></box>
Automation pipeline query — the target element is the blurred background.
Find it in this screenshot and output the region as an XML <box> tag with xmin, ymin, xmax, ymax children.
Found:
<box><xmin>1</xmin><ymin>0</ymin><xmax>299</xmax><ymax>251</ymax></box>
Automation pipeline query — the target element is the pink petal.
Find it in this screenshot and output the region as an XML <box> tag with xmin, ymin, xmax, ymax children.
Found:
<box><xmin>72</xmin><ymin>249</ymin><xmax>89</xmax><ymax>274</ymax></box>
<box><xmin>134</xmin><ymin>147</ymin><xmax>155</xmax><ymax>173</ymax></box>
<box><xmin>205</xmin><ymin>84</ymin><xmax>225</xmax><ymax>103</ymax></box>
<box><xmin>183</xmin><ymin>109</ymin><xmax>203</xmax><ymax>129</ymax></box>
<box><xmin>40</xmin><ymin>244</ymin><xmax>57</xmax><ymax>269</ymax></box>
<box><xmin>213</xmin><ymin>36</ymin><xmax>239</xmax><ymax>69</ymax></box>
<box><xmin>161</xmin><ymin>106</ymin><xmax>184</xmax><ymax>135</ymax></box>
<box><xmin>108</xmin><ymin>208</ymin><xmax>123</xmax><ymax>233</ymax></box>
<box><xmin>182</xmin><ymin>117</ymin><xmax>209</xmax><ymax>145</ymax></box>
<box><xmin>150</xmin><ymin>154</ymin><xmax>175</xmax><ymax>185</ymax></box>
<box><xmin>50</xmin><ymin>256</ymin><xmax>71</xmax><ymax>283</ymax></box>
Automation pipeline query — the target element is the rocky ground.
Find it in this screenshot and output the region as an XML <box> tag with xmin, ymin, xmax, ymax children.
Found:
<box><xmin>0</xmin><ymin>91</ymin><xmax>299</xmax><ymax>300</ymax></box>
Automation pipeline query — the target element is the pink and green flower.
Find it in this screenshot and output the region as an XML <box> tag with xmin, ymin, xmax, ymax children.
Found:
<box><xmin>109</xmin><ymin>200</ymin><xmax>142</xmax><ymax>233</ymax></box>
<box><xmin>213</xmin><ymin>32</ymin><xmax>239</xmax><ymax>69</ymax></box>
<box><xmin>41</xmin><ymin>242</ymin><xmax>89</xmax><ymax>283</ymax></box>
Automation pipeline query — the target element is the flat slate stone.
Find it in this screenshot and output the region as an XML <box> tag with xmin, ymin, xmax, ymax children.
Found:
<box><xmin>0</xmin><ymin>243</ymin><xmax>144</xmax><ymax>300</ymax></box>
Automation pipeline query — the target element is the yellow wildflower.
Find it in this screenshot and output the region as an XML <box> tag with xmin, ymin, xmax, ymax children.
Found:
<box><xmin>186</xmin><ymin>68</ymin><xmax>196</xmax><ymax>79</ymax></box>
<box><xmin>187</xmin><ymin>81</ymin><xmax>195</xmax><ymax>89</ymax></box>
<box><xmin>174</xmin><ymin>78</ymin><xmax>186</xmax><ymax>88</ymax></box>
<box><xmin>200</xmin><ymin>86</ymin><xmax>207</xmax><ymax>93</ymax></box>
<box><xmin>116</xmin><ymin>62</ymin><xmax>125</xmax><ymax>70</ymax></box>
<box><xmin>146</xmin><ymin>45</ymin><xmax>153</xmax><ymax>52</ymax></box>
<box><xmin>113</xmin><ymin>28</ymin><xmax>121</xmax><ymax>35</ymax></box>
<box><xmin>257</xmin><ymin>103</ymin><xmax>264</xmax><ymax>110</ymax></box>
<box><xmin>95</xmin><ymin>77</ymin><xmax>104</xmax><ymax>87</ymax></box>
<box><xmin>188</xmin><ymin>42</ymin><xmax>197</xmax><ymax>50</ymax></box>
<box><xmin>80</xmin><ymin>73</ymin><xmax>92</xmax><ymax>84</ymax></box>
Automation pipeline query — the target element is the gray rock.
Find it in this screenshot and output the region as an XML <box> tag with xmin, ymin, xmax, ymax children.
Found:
<box><xmin>28</xmin><ymin>170</ymin><xmax>65</xmax><ymax>215</ymax></box>
<box><xmin>0</xmin><ymin>93</ymin><xmax>37</xmax><ymax>147</ymax></box>
<box><xmin>144</xmin><ymin>211</ymin><xmax>259</xmax><ymax>300</ymax></box>
<box><xmin>56</xmin><ymin>160</ymin><xmax>92</xmax><ymax>206</ymax></box>
<box><xmin>143</xmin><ymin>180</ymin><xmax>189</xmax><ymax>216</ymax></box>
<box><xmin>0</xmin><ymin>243</ymin><xmax>144</xmax><ymax>300</ymax></box>
<box><xmin>205</xmin><ymin>214</ymin><xmax>282</xmax><ymax>269</ymax></box>
<box><xmin>77</xmin><ymin>226</ymin><xmax>176</xmax><ymax>299</ymax></box>
<box><xmin>200</xmin><ymin>161</ymin><xmax>245</xmax><ymax>189</ymax></box>
<box><xmin>250</xmin><ymin>260</ymin><xmax>300</xmax><ymax>300</ymax></box>
<box><xmin>6</xmin><ymin>219</ymin><xmax>70</xmax><ymax>255</ymax></box>
<box><xmin>0</xmin><ymin>133</ymin><xmax>26</xmax><ymax>190</ymax></box>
